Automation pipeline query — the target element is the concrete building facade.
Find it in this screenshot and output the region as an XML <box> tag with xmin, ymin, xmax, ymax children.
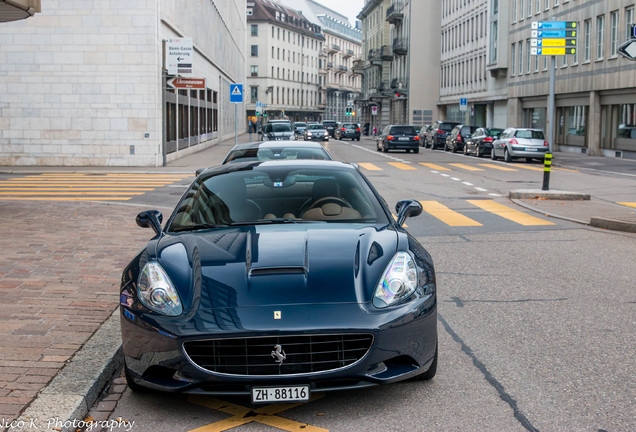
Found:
<box><xmin>507</xmin><ymin>0</ymin><xmax>636</xmax><ymax>158</ymax></box>
<box><xmin>0</xmin><ymin>0</ymin><xmax>246</xmax><ymax>167</ymax></box>
<box><xmin>245</xmin><ymin>0</ymin><xmax>324</xmax><ymax>123</ymax></box>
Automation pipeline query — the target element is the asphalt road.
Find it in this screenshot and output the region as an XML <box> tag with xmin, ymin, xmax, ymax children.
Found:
<box><xmin>66</xmin><ymin>139</ymin><xmax>636</xmax><ymax>431</ymax></box>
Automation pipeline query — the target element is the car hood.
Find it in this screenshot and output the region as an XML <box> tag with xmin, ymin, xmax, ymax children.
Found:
<box><xmin>155</xmin><ymin>224</ymin><xmax>399</xmax><ymax>311</ymax></box>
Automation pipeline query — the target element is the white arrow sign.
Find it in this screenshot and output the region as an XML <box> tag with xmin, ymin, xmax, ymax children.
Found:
<box><xmin>618</xmin><ymin>39</ymin><xmax>636</xmax><ymax>60</ymax></box>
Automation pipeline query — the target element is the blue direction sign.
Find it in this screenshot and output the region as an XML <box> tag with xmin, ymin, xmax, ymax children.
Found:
<box><xmin>632</xmin><ymin>24</ymin><xmax>636</xmax><ymax>39</ymax></box>
<box><xmin>230</xmin><ymin>84</ymin><xmax>243</xmax><ymax>103</ymax></box>
<box><xmin>532</xmin><ymin>30</ymin><xmax>577</xmax><ymax>38</ymax></box>
<box><xmin>532</xmin><ymin>21</ymin><xmax>577</xmax><ymax>30</ymax></box>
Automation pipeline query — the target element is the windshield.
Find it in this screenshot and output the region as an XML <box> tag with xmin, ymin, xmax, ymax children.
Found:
<box><xmin>308</xmin><ymin>124</ymin><xmax>326</xmax><ymax>130</ymax></box>
<box><xmin>515</xmin><ymin>130</ymin><xmax>545</xmax><ymax>139</ymax></box>
<box><xmin>168</xmin><ymin>165</ymin><xmax>389</xmax><ymax>230</ymax></box>
<box><xmin>487</xmin><ymin>128</ymin><xmax>504</xmax><ymax>137</ymax></box>
<box><xmin>439</xmin><ymin>123</ymin><xmax>457</xmax><ymax>131</ymax></box>
<box><xmin>265</xmin><ymin>123</ymin><xmax>292</xmax><ymax>133</ymax></box>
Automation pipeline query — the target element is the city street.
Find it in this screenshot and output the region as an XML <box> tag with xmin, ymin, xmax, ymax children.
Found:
<box><xmin>30</xmin><ymin>136</ymin><xmax>628</xmax><ymax>432</ymax></box>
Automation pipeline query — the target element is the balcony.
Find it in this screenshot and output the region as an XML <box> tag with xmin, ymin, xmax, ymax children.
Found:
<box><xmin>352</xmin><ymin>59</ymin><xmax>366</xmax><ymax>72</ymax></box>
<box><xmin>338</xmin><ymin>65</ymin><xmax>348</xmax><ymax>72</ymax></box>
<box><xmin>386</xmin><ymin>4</ymin><xmax>404</xmax><ymax>24</ymax></box>
<box><xmin>343</xmin><ymin>49</ymin><xmax>355</xmax><ymax>58</ymax></box>
<box><xmin>327</xmin><ymin>62</ymin><xmax>334</xmax><ymax>69</ymax></box>
<box><xmin>393</xmin><ymin>38</ymin><xmax>408</xmax><ymax>55</ymax></box>
<box><xmin>331</xmin><ymin>44</ymin><xmax>341</xmax><ymax>52</ymax></box>
<box><xmin>380</xmin><ymin>45</ymin><xmax>392</xmax><ymax>60</ymax></box>
<box><xmin>390</xmin><ymin>78</ymin><xmax>407</xmax><ymax>94</ymax></box>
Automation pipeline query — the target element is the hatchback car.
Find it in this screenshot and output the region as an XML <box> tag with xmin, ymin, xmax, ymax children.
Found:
<box><xmin>377</xmin><ymin>125</ymin><xmax>420</xmax><ymax>153</ymax></box>
<box><xmin>259</xmin><ymin>122</ymin><xmax>295</xmax><ymax>141</ymax></box>
<box><xmin>322</xmin><ymin>120</ymin><xmax>338</xmax><ymax>137</ymax></box>
<box><xmin>426</xmin><ymin>121</ymin><xmax>460</xmax><ymax>149</ymax></box>
<box><xmin>445</xmin><ymin>125</ymin><xmax>479</xmax><ymax>153</ymax></box>
<box><xmin>491</xmin><ymin>128</ymin><xmax>549</xmax><ymax>162</ymax></box>
<box><xmin>121</xmin><ymin>160</ymin><xmax>438</xmax><ymax>398</ymax></box>
<box><xmin>303</xmin><ymin>123</ymin><xmax>329</xmax><ymax>141</ymax></box>
<box><xmin>463</xmin><ymin>127</ymin><xmax>504</xmax><ymax>157</ymax></box>
<box><xmin>334</xmin><ymin>123</ymin><xmax>361</xmax><ymax>141</ymax></box>
<box><xmin>221</xmin><ymin>141</ymin><xmax>332</xmax><ymax>164</ymax></box>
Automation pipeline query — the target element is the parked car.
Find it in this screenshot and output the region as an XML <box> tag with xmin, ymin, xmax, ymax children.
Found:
<box><xmin>259</xmin><ymin>122</ymin><xmax>295</xmax><ymax>141</ymax></box>
<box><xmin>303</xmin><ymin>123</ymin><xmax>329</xmax><ymax>141</ymax></box>
<box><xmin>121</xmin><ymin>160</ymin><xmax>438</xmax><ymax>396</ymax></box>
<box><xmin>322</xmin><ymin>120</ymin><xmax>338</xmax><ymax>137</ymax></box>
<box><xmin>464</xmin><ymin>127</ymin><xmax>505</xmax><ymax>157</ymax></box>
<box><xmin>445</xmin><ymin>125</ymin><xmax>479</xmax><ymax>153</ymax></box>
<box><xmin>426</xmin><ymin>121</ymin><xmax>460</xmax><ymax>149</ymax></box>
<box><xmin>293</xmin><ymin>122</ymin><xmax>307</xmax><ymax>139</ymax></box>
<box><xmin>418</xmin><ymin>125</ymin><xmax>432</xmax><ymax>146</ymax></box>
<box><xmin>377</xmin><ymin>125</ymin><xmax>420</xmax><ymax>153</ymax></box>
<box><xmin>491</xmin><ymin>128</ymin><xmax>549</xmax><ymax>162</ymax></box>
<box><xmin>221</xmin><ymin>141</ymin><xmax>332</xmax><ymax>164</ymax></box>
<box><xmin>334</xmin><ymin>123</ymin><xmax>361</xmax><ymax>141</ymax></box>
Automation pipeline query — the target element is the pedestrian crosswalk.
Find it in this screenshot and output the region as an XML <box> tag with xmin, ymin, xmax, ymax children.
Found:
<box><xmin>357</xmin><ymin>161</ymin><xmax>572</xmax><ymax>173</ymax></box>
<box><xmin>0</xmin><ymin>173</ymin><xmax>190</xmax><ymax>201</ymax></box>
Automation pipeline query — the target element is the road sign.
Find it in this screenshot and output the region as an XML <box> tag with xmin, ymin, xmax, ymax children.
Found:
<box><xmin>532</xmin><ymin>47</ymin><xmax>577</xmax><ymax>56</ymax></box>
<box><xmin>165</xmin><ymin>38</ymin><xmax>193</xmax><ymax>75</ymax></box>
<box><xmin>531</xmin><ymin>38</ymin><xmax>576</xmax><ymax>47</ymax></box>
<box><xmin>531</xmin><ymin>30</ymin><xmax>577</xmax><ymax>38</ymax></box>
<box><xmin>617</xmin><ymin>39</ymin><xmax>636</xmax><ymax>61</ymax></box>
<box><xmin>167</xmin><ymin>77</ymin><xmax>206</xmax><ymax>89</ymax></box>
<box><xmin>459</xmin><ymin>98</ymin><xmax>467</xmax><ymax>112</ymax></box>
<box><xmin>631</xmin><ymin>24</ymin><xmax>636</xmax><ymax>39</ymax></box>
<box><xmin>255</xmin><ymin>101</ymin><xmax>262</xmax><ymax>115</ymax></box>
<box><xmin>371</xmin><ymin>106</ymin><xmax>378</xmax><ymax>115</ymax></box>
<box><xmin>230</xmin><ymin>84</ymin><xmax>243</xmax><ymax>103</ymax></box>
<box><xmin>532</xmin><ymin>21</ymin><xmax>577</xmax><ymax>30</ymax></box>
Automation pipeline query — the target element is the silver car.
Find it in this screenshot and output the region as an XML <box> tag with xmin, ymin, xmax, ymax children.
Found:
<box><xmin>491</xmin><ymin>128</ymin><xmax>549</xmax><ymax>162</ymax></box>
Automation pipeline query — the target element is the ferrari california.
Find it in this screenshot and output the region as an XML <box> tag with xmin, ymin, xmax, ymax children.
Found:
<box><xmin>120</xmin><ymin>160</ymin><xmax>437</xmax><ymax>402</ymax></box>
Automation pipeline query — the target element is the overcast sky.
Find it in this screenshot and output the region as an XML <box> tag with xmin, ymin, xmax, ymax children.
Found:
<box><xmin>315</xmin><ymin>0</ymin><xmax>364</xmax><ymax>26</ymax></box>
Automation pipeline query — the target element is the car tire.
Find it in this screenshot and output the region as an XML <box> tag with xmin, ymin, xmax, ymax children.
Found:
<box><xmin>504</xmin><ymin>148</ymin><xmax>512</xmax><ymax>163</ymax></box>
<box><xmin>475</xmin><ymin>145</ymin><xmax>481</xmax><ymax>158</ymax></box>
<box><xmin>382</xmin><ymin>143</ymin><xmax>388</xmax><ymax>153</ymax></box>
<box><xmin>414</xmin><ymin>147</ymin><xmax>419</xmax><ymax>154</ymax></box>
<box><xmin>413</xmin><ymin>341</ymin><xmax>437</xmax><ymax>381</ymax></box>
<box><xmin>376</xmin><ymin>142</ymin><xmax>380</xmax><ymax>151</ymax></box>
<box><xmin>491</xmin><ymin>148</ymin><xmax>497</xmax><ymax>160</ymax></box>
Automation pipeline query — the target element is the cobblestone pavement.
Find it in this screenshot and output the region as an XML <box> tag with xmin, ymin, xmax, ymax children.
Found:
<box><xmin>0</xmin><ymin>200</ymin><xmax>151</xmax><ymax>423</ymax></box>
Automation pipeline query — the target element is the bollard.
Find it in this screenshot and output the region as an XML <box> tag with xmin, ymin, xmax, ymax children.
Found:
<box><xmin>542</xmin><ymin>153</ymin><xmax>552</xmax><ymax>191</ymax></box>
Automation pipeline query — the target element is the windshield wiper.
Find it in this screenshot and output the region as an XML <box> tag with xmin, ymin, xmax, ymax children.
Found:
<box><xmin>230</xmin><ymin>218</ymin><xmax>324</xmax><ymax>226</ymax></box>
<box><xmin>170</xmin><ymin>223</ymin><xmax>229</xmax><ymax>232</ymax></box>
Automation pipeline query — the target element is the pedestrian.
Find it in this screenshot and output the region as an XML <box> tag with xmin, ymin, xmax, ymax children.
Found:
<box><xmin>373</xmin><ymin>126</ymin><xmax>377</xmax><ymax>136</ymax></box>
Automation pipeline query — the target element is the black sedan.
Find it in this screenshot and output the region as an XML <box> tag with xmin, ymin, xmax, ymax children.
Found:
<box><xmin>120</xmin><ymin>160</ymin><xmax>438</xmax><ymax>401</ymax></box>
<box><xmin>463</xmin><ymin>127</ymin><xmax>504</xmax><ymax>157</ymax></box>
<box><xmin>377</xmin><ymin>125</ymin><xmax>420</xmax><ymax>153</ymax></box>
<box><xmin>303</xmin><ymin>123</ymin><xmax>329</xmax><ymax>141</ymax></box>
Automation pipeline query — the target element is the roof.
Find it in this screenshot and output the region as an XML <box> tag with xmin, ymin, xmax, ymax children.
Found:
<box><xmin>248</xmin><ymin>0</ymin><xmax>324</xmax><ymax>40</ymax></box>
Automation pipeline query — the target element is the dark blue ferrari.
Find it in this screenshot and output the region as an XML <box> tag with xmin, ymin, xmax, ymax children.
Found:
<box><xmin>120</xmin><ymin>160</ymin><xmax>437</xmax><ymax>403</ymax></box>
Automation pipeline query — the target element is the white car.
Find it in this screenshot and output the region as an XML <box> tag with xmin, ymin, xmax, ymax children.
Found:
<box><xmin>491</xmin><ymin>128</ymin><xmax>549</xmax><ymax>162</ymax></box>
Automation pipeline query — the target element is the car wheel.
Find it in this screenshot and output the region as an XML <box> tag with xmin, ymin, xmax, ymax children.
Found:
<box><xmin>451</xmin><ymin>143</ymin><xmax>457</xmax><ymax>153</ymax></box>
<box><xmin>475</xmin><ymin>145</ymin><xmax>481</xmax><ymax>157</ymax></box>
<box><xmin>414</xmin><ymin>147</ymin><xmax>419</xmax><ymax>154</ymax></box>
<box><xmin>504</xmin><ymin>148</ymin><xmax>512</xmax><ymax>163</ymax></box>
<box><xmin>357</xmin><ymin>137</ymin><xmax>360</xmax><ymax>141</ymax></box>
<box><xmin>376</xmin><ymin>142</ymin><xmax>380</xmax><ymax>151</ymax></box>
<box><xmin>413</xmin><ymin>341</ymin><xmax>437</xmax><ymax>381</ymax></box>
<box><xmin>382</xmin><ymin>143</ymin><xmax>388</xmax><ymax>153</ymax></box>
<box><xmin>491</xmin><ymin>148</ymin><xmax>497</xmax><ymax>160</ymax></box>
<box><xmin>463</xmin><ymin>144</ymin><xmax>468</xmax><ymax>155</ymax></box>
<box><xmin>526</xmin><ymin>157</ymin><xmax>533</xmax><ymax>163</ymax></box>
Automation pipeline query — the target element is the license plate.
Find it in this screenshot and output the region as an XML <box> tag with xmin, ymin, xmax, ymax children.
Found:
<box><xmin>525</xmin><ymin>147</ymin><xmax>538</xmax><ymax>151</ymax></box>
<box><xmin>251</xmin><ymin>385</ymin><xmax>310</xmax><ymax>403</ymax></box>
<box><xmin>398</xmin><ymin>137</ymin><xmax>409</xmax><ymax>141</ymax></box>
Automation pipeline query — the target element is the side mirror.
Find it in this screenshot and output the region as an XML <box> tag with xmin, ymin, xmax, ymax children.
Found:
<box><xmin>395</xmin><ymin>200</ymin><xmax>422</xmax><ymax>227</ymax></box>
<box><xmin>136</xmin><ymin>210</ymin><xmax>163</xmax><ymax>237</ymax></box>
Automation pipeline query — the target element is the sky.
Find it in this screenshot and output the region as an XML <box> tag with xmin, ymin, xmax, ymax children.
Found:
<box><xmin>314</xmin><ymin>0</ymin><xmax>365</xmax><ymax>26</ymax></box>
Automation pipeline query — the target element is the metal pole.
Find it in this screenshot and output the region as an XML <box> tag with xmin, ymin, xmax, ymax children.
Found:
<box><xmin>162</xmin><ymin>69</ymin><xmax>167</xmax><ymax>167</ymax></box>
<box><xmin>234</xmin><ymin>102</ymin><xmax>238</xmax><ymax>147</ymax></box>
<box><xmin>542</xmin><ymin>153</ymin><xmax>552</xmax><ymax>191</ymax></box>
<box><xmin>547</xmin><ymin>55</ymin><xmax>556</xmax><ymax>154</ymax></box>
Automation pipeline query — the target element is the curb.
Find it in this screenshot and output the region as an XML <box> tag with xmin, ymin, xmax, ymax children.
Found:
<box><xmin>590</xmin><ymin>216</ymin><xmax>636</xmax><ymax>233</ymax></box>
<box><xmin>509</xmin><ymin>189</ymin><xmax>590</xmax><ymax>200</ymax></box>
<box><xmin>510</xmin><ymin>198</ymin><xmax>589</xmax><ymax>225</ymax></box>
<box><xmin>13</xmin><ymin>310</ymin><xmax>123</xmax><ymax>432</ymax></box>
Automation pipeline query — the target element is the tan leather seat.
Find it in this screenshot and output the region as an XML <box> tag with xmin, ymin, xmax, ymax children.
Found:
<box><xmin>302</xmin><ymin>203</ymin><xmax>361</xmax><ymax>221</ymax></box>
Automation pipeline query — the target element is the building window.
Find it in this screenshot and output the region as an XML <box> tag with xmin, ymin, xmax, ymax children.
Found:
<box><xmin>626</xmin><ymin>7</ymin><xmax>635</xmax><ymax>40</ymax></box>
<box><xmin>610</xmin><ymin>11</ymin><xmax>619</xmax><ymax>57</ymax></box>
<box><xmin>511</xmin><ymin>43</ymin><xmax>516</xmax><ymax>75</ymax></box>
<box><xmin>250</xmin><ymin>65</ymin><xmax>258</xmax><ymax>77</ymax></box>
<box><xmin>251</xmin><ymin>24</ymin><xmax>258</xmax><ymax>36</ymax></box>
<box><xmin>518</xmin><ymin>40</ymin><xmax>523</xmax><ymax>74</ymax></box>
<box><xmin>251</xmin><ymin>45</ymin><xmax>258</xmax><ymax>57</ymax></box>
<box><xmin>526</xmin><ymin>39</ymin><xmax>531</xmax><ymax>73</ymax></box>
<box><xmin>596</xmin><ymin>15</ymin><xmax>605</xmax><ymax>60</ymax></box>
<box><xmin>584</xmin><ymin>19</ymin><xmax>591</xmax><ymax>61</ymax></box>
<box><xmin>250</xmin><ymin>86</ymin><xmax>258</xmax><ymax>103</ymax></box>
<box><xmin>490</xmin><ymin>21</ymin><xmax>498</xmax><ymax>62</ymax></box>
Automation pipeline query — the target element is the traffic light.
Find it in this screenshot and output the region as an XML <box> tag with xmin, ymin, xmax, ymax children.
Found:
<box><xmin>263</xmin><ymin>111</ymin><xmax>267</xmax><ymax>117</ymax></box>
<box><xmin>345</xmin><ymin>107</ymin><xmax>352</xmax><ymax>116</ymax></box>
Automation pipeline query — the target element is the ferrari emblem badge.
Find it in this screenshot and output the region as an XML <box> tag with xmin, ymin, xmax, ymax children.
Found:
<box><xmin>274</xmin><ymin>311</ymin><xmax>282</xmax><ymax>319</ymax></box>
<box><xmin>271</xmin><ymin>344</ymin><xmax>286</xmax><ymax>364</ymax></box>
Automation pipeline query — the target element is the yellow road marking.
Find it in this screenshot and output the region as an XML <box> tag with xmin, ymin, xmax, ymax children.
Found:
<box><xmin>448</xmin><ymin>163</ymin><xmax>484</xmax><ymax>171</ymax></box>
<box><xmin>0</xmin><ymin>191</ymin><xmax>145</xmax><ymax>195</ymax></box>
<box><xmin>618</xmin><ymin>202</ymin><xmax>636</xmax><ymax>209</ymax></box>
<box><xmin>553</xmin><ymin>166</ymin><xmax>578</xmax><ymax>172</ymax></box>
<box><xmin>477</xmin><ymin>164</ymin><xmax>518</xmax><ymax>171</ymax></box>
<box><xmin>467</xmin><ymin>200</ymin><xmax>555</xmax><ymax>225</ymax></box>
<box><xmin>514</xmin><ymin>165</ymin><xmax>544</xmax><ymax>172</ymax></box>
<box><xmin>0</xmin><ymin>197</ymin><xmax>132</xmax><ymax>201</ymax></box>
<box><xmin>0</xmin><ymin>188</ymin><xmax>155</xmax><ymax>191</ymax></box>
<box><xmin>419</xmin><ymin>163</ymin><xmax>450</xmax><ymax>171</ymax></box>
<box><xmin>388</xmin><ymin>162</ymin><xmax>416</xmax><ymax>170</ymax></box>
<box><xmin>187</xmin><ymin>395</ymin><xmax>328</xmax><ymax>432</ymax></box>
<box><xmin>419</xmin><ymin>201</ymin><xmax>482</xmax><ymax>226</ymax></box>
<box><xmin>358</xmin><ymin>163</ymin><xmax>382</xmax><ymax>171</ymax></box>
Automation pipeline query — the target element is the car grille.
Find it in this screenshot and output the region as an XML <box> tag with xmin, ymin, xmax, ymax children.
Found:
<box><xmin>183</xmin><ymin>334</ymin><xmax>374</xmax><ymax>376</ymax></box>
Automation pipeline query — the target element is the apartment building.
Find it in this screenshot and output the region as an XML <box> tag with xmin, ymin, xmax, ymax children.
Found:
<box><xmin>507</xmin><ymin>0</ymin><xmax>636</xmax><ymax>158</ymax></box>
<box><xmin>277</xmin><ymin>0</ymin><xmax>362</xmax><ymax>123</ymax></box>
<box><xmin>246</xmin><ymin>0</ymin><xmax>324</xmax><ymax>123</ymax></box>
<box><xmin>0</xmin><ymin>0</ymin><xmax>246</xmax><ymax>166</ymax></box>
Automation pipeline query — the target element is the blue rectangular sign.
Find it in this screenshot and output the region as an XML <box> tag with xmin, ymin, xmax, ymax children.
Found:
<box><xmin>230</xmin><ymin>84</ymin><xmax>243</xmax><ymax>103</ymax></box>
<box><xmin>532</xmin><ymin>21</ymin><xmax>577</xmax><ymax>30</ymax></box>
<box><xmin>632</xmin><ymin>24</ymin><xmax>636</xmax><ymax>39</ymax></box>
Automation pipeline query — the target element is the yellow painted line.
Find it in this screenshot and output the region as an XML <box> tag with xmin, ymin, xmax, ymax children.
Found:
<box><xmin>477</xmin><ymin>163</ymin><xmax>518</xmax><ymax>171</ymax></box>
<box><xmin>618</xmin><ymin>202</ymin><xmax>636</xmax><ymax>209</ymax></box>
<box><xmin>467</xmin><ymin>200</ymin><xmax>555</xmax><ymax>226</ymax></box>
<box><xmin>0</xmin><ymin>182</ymin><xmax>173</xmax><ymax>186</ymax></box>
<box><xmin>391</xmin><ymin>213</ymin><xmax>407</xmax><ymax>227</ymax></box>
<box><xmin>0</xmin><ymin>188</ymin><xmax>154</xmax><ymax>191</ymax></box>
<box><xmin>419</xmin><ymin>163</ymin><xmax>450</xmax><ymax>171</ymax></box>
<box><xmin>388</xmin><ymin>162</ymin><xmax>417</xmax><ymax>170</ymax></box>
<box><xmin>34</xmin><ymin>173</ymin><xmax>189</xmax><ymax>177</ymax></box>
<box><xmin>553</xmin><ymin>167</ymin><xmax>578</xmax><ymax>173</ymax></box>
<box><xmin>358</xmin><ymin>162</ymin><xmax>382</xmax><ymax>171</ymax></box>
<box><xmin>0</xmin><ymin>197</ymin><xmax>132</xmax><ymax>201</ymax></box>
<box><xmin>514</xmin><ymin>165</ymin><xmax>544</xmax><ymax>172</ymax></box>
<box><xmin>419</xmin><ymin>201</ymin><xmax>482</xmax><ymax>227</ymax></box>
<box><xmin>0</xmin><ymin>191</ymin><xmax>144</xmax><ymax>195</ymax></box>
<box><xmin>448</xmin><ymin>163</ymin><xmax>484</xmax><ymax>171</ymax></box>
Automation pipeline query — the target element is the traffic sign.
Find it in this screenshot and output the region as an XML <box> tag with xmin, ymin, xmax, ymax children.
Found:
<box><xmin>531</xmin><ymin>30</ymin><xmax>577</xmax><ymax>38</ymax></box>
<box><xmin>617</xmin><ymin>39</ymin><xmax>636</xmax><ymax>61</ymax></box>
<box><xmin>532</xmin><ymin>21</ymin><xmax>577</xmax><ymax>30</ymax></box>
<box><xmin>459</xmin><ymin>98</ymin><xmax>467</xmax><ymax>112</ymax></box>
<box><xmin>230</xmin><ymin>84</ymin><xmax>243</xmax><ymax>103</ymax></box>
<box><xmin>631</xmin><ymin>24</ymin><xmax>636</xmax><ymax>39</ymax></box>
<box><xmin>532</xmin><ymin>47</ymin><xmax>577</xmax><ymax>56</ymax></box>
<box><xmin>167</xmin><ymin>77</ymin><xmax>206</xmax><ymax>89</ymax></box>
<box><xmin>531</xmin><ymin>38</ymin><xmax>576</xmax><ymax>47</ymax></box>
<box><xmin>371</xmin><ymin>106</ymin><xmax>378</xmax><ymax>115</ymax></box>
<box><xmin>165</xmin><ymin>38</ymin><xmax>193</xmax><ymax>75</ymax></box>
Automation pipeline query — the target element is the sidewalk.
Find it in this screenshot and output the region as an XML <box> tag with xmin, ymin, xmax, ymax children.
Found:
<box><xmin>2</xmin><ymin>134</ymin><xmax>636</xmax><ymax>430</ymax></box>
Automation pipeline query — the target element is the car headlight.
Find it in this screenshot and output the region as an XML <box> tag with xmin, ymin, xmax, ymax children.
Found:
<box><xmin>137</xmin><ymin>262</ymin><xmax>183</xmax><ymax>316</ymax></box>
<box><xmin>307</xmin><ymin>132</ymin><xmax>313</xmax><ymax>136</ymax></box>
<box><xmin>373</xmin><ymin>252</ymin><xmax>417</xmax><ymax>308</ymax></box>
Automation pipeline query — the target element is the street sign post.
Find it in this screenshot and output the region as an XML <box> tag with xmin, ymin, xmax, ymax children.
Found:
<box><xmin>165</xmin><ymin>38</ymin><xmax>193</xmax><ymax>75</ymax></box>
<box><xmin>230</xmin><ymin>84</ymin><xmax>244</xmax><ymax>146</ymax></box>
<box><xmin>167</xmin><ymin>77</ymin><xmax>206</xmax><ymax>89</ymax></box>
<box><xmin>459</xmin><ymin>98</ymin><xmax>467</xmax><ymax>112</ymax></box>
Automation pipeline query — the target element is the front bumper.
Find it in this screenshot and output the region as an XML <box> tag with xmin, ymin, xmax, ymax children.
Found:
<box><xmin>121</xmin><ymin>297</ymin><xmax>437</xmax><ymax>394</ymax></box>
